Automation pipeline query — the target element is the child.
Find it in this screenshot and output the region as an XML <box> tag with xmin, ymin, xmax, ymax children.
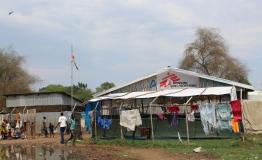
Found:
<box><xmin>49</xmin><ymin>123</ymin><xmax>54</xmax><ymax>138</ymax></box>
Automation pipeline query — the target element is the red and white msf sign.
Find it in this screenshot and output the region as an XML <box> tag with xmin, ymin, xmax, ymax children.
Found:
<box><xmin>160</xmin><ymin>73</ymin><xmax>180</xmax><ymax>88</ymax></box>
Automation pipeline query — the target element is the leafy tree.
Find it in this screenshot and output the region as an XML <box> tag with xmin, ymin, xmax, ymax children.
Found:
<box><xmin>39</xmin><ymin>82</ymin><xmax>93</xmax><ymax>101</ymax></box>
<box><xmin>0</xmin><ymin>48</ymin><xmax>38</xmax><ymax>108</ymax></box>
<box><xmin>179</xmin><ymin>27</ymin><xmax>250</xmax><ymax>84</ymax></box>
<box><xmin>96</xmin><ymin>82</ymin><xmax>115</xmax><ymax>93</ymax></box>
<box><xmin>39</xmin><ymin>84</ymin><xmax>65</xmax><ymax>92</ymax></box>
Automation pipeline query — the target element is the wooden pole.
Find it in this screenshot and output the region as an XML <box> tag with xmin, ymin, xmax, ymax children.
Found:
<box><xmin>185</xmin><ymin>97</ymin><xmax>193</xmax><ymax>144</ymax></box>
<box><xmin>72</xmin><ymin>103</ymin><xmax>77</xmax><ymax>113</ymax></box>
<box><xmin>119</xmin><ymin>102</ymin><xmax>124</xmax><ymax>140</ymax></box>
<box><xmin>70</xmin><ymin>45</ymin><xmax>74</xmax><ymax>111</ymax></box>
<box><xmin>240</xmin><ymin>88</ymin><xmax>243</xmax><ymax>100</ymax></box>
<box><xmin>149</xmin><ymin>97</ymin><xmax>159</xmax><ymax>142</ymax></box>
<box><xmin>94</xmin><ymin>102</ymin><xmax>99</xmax><ymax>141</ymax></box>
<box><xmin>185</xmin><ymin>106</ymin><xmax>189</xmax><ymax>144</ymax></box>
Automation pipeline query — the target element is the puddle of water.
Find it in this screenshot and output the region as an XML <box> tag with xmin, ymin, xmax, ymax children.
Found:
<box><xmin>0</xmin><ymin>145</ymin><xmax>86</xmax><ymax>160</ymax></box>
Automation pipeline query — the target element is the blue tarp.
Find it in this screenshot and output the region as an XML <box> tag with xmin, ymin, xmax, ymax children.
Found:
<box><xmin>84</xmin><ymin>102</ymin><xmax>99</xmax><ymax>132</ymax></box>
<box><xmin>85</xmin><ymin>101</ymin><xmax>112</xmax><ymax>131</ymax></box>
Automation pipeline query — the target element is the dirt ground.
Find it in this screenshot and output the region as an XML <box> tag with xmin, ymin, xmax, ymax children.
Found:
<box><xmin>0</xmin><ymin>133</ymin><xmax>217</xmax><ymax>160</ymax></box>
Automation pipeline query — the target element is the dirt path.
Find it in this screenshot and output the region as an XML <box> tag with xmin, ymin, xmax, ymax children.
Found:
<box><xmin>0</xmin><ymin>134</ymin><xmax>217</xmax><ymax>160</ymax></box>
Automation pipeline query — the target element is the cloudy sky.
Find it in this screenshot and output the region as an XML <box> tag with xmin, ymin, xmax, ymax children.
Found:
<box><xmin>0</xmin><ymin>0</ymin><xmax>262</xmax><ymax>90</ymax></box>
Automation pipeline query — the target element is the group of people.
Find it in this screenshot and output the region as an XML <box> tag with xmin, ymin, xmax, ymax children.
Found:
<box><xmin>55</xmin><ymin>112</ymin><xmax>78</xmax><ymax>145</ymax></box>
<box><xmin>41</xmin><ymin>116</ymin><xmax>54</xmax><ymax>138</ymax></box>
<box><xmin>0</xmin><ymin>112</ymin><xmax>79</xmax><ymax>145</ymax></box>
<box><xmin>0</xmin><ymin>119</ymin><xmax>23</xmax><ymax>140</ymax></box>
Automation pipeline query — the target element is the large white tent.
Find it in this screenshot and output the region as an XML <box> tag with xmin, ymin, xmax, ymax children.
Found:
<box><xmin>89</xmin><ymin>86</ymin><xmax>237</xmax><ymax>142</ymax></box>
<box><xmin>90</xmin><ymin>86</ymin><xmax>237</xmax><ymax>101</ymax></box>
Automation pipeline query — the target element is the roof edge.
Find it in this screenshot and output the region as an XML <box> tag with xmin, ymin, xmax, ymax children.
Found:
<box><xmin>4</xmin><ymin>91</ymin><xmax>83</xmax><ymax>103</ymax></box>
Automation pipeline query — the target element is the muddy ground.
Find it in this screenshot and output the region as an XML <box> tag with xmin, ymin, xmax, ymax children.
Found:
<box><xmin>0</xmin><ymin>134</ymin><xmax>217</xmax><ymax>160</ymax></box>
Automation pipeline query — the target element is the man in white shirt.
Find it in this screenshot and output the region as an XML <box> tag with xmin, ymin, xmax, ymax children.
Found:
<box><xmin>56</xmin><ymin>112</ymin><xmax>67</xmax><ymax>144</ymax></box>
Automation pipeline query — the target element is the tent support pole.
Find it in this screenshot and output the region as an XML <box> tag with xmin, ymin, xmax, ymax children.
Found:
<box><xmin>119</xmin><ymin>102</ymin><xmax>124</xmax><ymax>140</ymax></box>
<box><xmin>149</xmin><ymin>97</ymin><xmax>158</xmax><ymax>142</ymax></box>
<box><xmin>72</xmin><ymin>103</ymin><xmax>77</xmax><ymax>113</ymax></box>
<box><xmin>94</xmin><ymin>102</ymin><xmax>100</xmax><ymax>141</ymax></box>
<box><xmin>185</xmin><ymin>96</ymin><xmax>193</xmax><ymax>144</ymax></box>
<box><xmin>240</xmin><ymin>88</ymin><xmax>243</xmax><ymax>100</ymax></box>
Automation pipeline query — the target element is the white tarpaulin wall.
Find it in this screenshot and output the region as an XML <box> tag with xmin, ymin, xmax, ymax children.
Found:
<box><xmin>114</xmin><ymin>91</ymin><xmax>155</xmax><ymax>100</ymax></box>
<box><xmin>165</xmin><ymin>88</ymin><xmax>206</xmax><ymax>97</ymax></box>
<box><xmin>201</xmin><ymin>86</ymin><xmax>237</xmax><ymax>101</ymax></box>
<box><xmin>90</xmin><ymin>86</ymin><xmax>237</xmax><ymax>101</ymax></box>
<box><xmin>89</xmin><ymin>93</ymin><xmax>128</xmax><ymax>102</ymax></box>
<box><xmin>136</xmin><ymin>89</ymin><xmax>184</xmax><ymax>99</ymax></box>
<box><xmin>241</xmin><ymin>100</ymin><xmax>262</xmax><ymax>134</ymax></box>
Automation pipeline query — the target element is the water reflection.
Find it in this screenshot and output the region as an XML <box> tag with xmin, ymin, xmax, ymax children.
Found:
<box><xmin>0</xmin><ymin>145</ymin><xmax>85</xmax><ymax>160</ymax></box>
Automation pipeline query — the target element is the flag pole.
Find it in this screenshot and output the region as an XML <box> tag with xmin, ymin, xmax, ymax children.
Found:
<box><xmin>71</xmin><ymin>45</ymin><xmax>74</xmax><ymax>111</ymax></box>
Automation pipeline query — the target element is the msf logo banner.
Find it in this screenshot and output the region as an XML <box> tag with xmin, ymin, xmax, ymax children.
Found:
<box><xmin>160</xmin><ymin>73</ymin><xmax>180</xmax><ymax>88</ymax></box>
<box><xmin>158</xmin><ymin>72</ymin><xmax>198</xmax><ymax>89</ymax></box>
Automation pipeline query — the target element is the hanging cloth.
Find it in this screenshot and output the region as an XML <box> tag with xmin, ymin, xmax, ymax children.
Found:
<box><xmin>216</xmin><ymin>103</ymin><xmax>232</xmax><ymax>131</ymax></box>
<box><xmin>120</xmin><ymin>109</ymin><xmax>142</xmax><ymax>131</ymax></box>
<box><xmin>230</xmin><ymin>100</ymin><xmax>242</xmax><ymax>121</ymax></box>
<box><xmin>191</xmin><ymin>104</ymin><xmax>199</xmax><ymax>112</ymax></box>
<box><xmin>171</xmin><ymin>113</ymin><xmax>178</xmax><ymax>127</ymax></box>
<box><xmin>161</xmin><ymin>106</ymin><xmax>167</xmax><ymax>113</ymax></box>
<box><xmin>97</xmin><ymin>116</ymin><xmax>112</xmax><ymax>129</ymax></box>
<box><xmin>187</xmin><ymin>111</ymin><xmax>195</xmax><ymax>122</ymax></box>
<box><xmin>231</xmin><ymin>119</ymin><xmax>240</xmax><ymax>133</ymax></box>
<box><xmin>85</xmin><ymin>103</ymin><xmax>92</xmax><ymax>132</ymax></box>
<box><xmin>167</xmin><ymin>105</ymin><xmax>180</xmax><ymax>113</ymax></box>
<box><xmin>199</xmin><ymin>103</ymin><xmax>216</xmax><ymax>135</ymax></box>
<box><xmin>156</xmin><ymin>113</ymin><xmax>166</xmax><ymax>121</ymax></box>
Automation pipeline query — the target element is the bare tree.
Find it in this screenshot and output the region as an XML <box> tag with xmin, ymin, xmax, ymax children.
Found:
<box><xmin>179</xmin><ymin>27</ymin><xmax>249</xmax><ymax>84</ymax></box>
<box><xmin>0</xmin><ymin>48</ymin><xmax>38</xmax><ymax>108</ymax></box>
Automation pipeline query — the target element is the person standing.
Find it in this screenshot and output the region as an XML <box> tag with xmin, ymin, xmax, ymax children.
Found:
<box><xmin>55</xmin><ymin>112</ymin><xmax>67</xmax><ymax>144</ymax></box>
<box><xmin>65</xmin><ymin>114</ymin><xmax>77</xmax><ymax>145</ymax></box>
<box><xmin>49</xmin><ymin>122</ymin><xmax>54</xmax><ymax>138</ymax></box>
<box><xmin>30</xmin><ymin>122</ymin><xmax>35</xmax><ymax>139</ymax></box>
<box><xmin>42</xmin><ymin>116</ymin><xmax>48</xmax><ymax>138</ymax></box>
<box><xmin>88</xmin><ymin>109</ymin><xmax>95</xmax><ymax>138</ymax></box>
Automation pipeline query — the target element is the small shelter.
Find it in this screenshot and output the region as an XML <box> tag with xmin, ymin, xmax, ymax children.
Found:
<box><xmin>2</xmin><ymin>92</ymin><xmax>83</xmax><ymax>136</ymax></box>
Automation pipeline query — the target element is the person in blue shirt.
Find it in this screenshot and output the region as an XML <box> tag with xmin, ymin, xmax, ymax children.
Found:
<box><xmin>65</xmin><ymin>114</ymin><xmax>77</xmax><ymax>145</ymax></box>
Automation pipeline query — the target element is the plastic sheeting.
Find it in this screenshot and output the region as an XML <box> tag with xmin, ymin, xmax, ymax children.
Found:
<box><xmin>85</xmin><ymin>103</ymin><xmax>92</xmax><ymax>132</ymax></box>
<box><xmin>136</xmin><ymin>89</ymin><xmax>183</xmax><ymax>99</ymax></box>
<box><xmin>201</xmin><ymin>87</ymin><xmax>237</xmax><ymax>101</ymax></box>
<box><xmin>84</xmin><ymin>102</ymin><xmax>101</xmax><ymax>132</ymax></box>
<box><xmin>166</xmin><ymin>88</ymin><xmax>205</xmax><ymax>97</ymax></box>
<box><xmin>242</xmin><ymin>100</ymin><xmax>262</xmax><ymax>134</ymax></box>
<box><xmin>89</xmin><ymin>93</ymin><xmax>127</xmax><ymax>102</ymax></box>
<box><xmin>115</xmin><ymin>91</ymin><xmax>155</xmax><ymax>99</ymax></box>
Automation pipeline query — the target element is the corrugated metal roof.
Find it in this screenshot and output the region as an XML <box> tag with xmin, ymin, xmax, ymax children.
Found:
<box><xmin>4</xmin><ymin>92</ymin><xmax>83</xmax><ymax>103</ymax></box>
<box><xmin>173</xmin><ymin>68</ymin><xmax>254</xmax><ymax>90</ymax></box>
<box><xmin>95</xmin><ymin>67</ymin><xmax>255</xmax><ymax>97</ymax></box>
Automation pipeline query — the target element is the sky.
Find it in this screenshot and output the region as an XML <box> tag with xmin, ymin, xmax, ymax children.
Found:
<box><xmin>0</xmin><ymin>0</ymin><xmax>262</xmax><ymax>91</ymax></box>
